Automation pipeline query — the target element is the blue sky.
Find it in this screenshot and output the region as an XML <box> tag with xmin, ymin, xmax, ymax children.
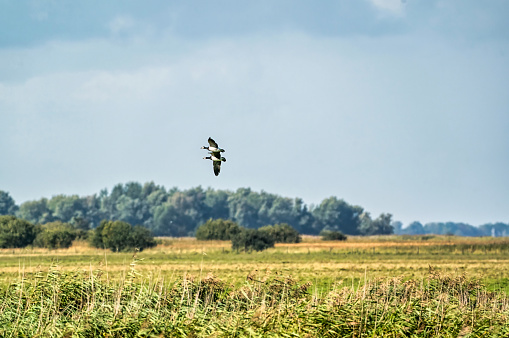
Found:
<box><xmin>1</xmin><ymin>0</ymin><xmax>508</xmax><ymax>226</ymax></box>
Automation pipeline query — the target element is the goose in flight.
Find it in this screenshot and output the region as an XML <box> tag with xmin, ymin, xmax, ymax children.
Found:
<box><xmin>201</xmin><ymin>137</ymin><xmax>225</xmax><ymax>153</ymax></box>
<box><xmin>203</xmin><ymin>154</ymin><xmax>226</xmax><ymax>176</ymax></box>
<box><xmin>201</xmin><ymin>137</ymin><xmax>226</xmax><ymax>176</ymax></box>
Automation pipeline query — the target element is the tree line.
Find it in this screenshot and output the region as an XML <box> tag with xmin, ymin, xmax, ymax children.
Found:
<box><xmin>393</xmin><ymin>221</ymin><xmax>509</xmax><ymax>237</ymax></box>
<box><xmin>1</xmin><ymin>213</ymin><xmax>345</xmax><ymax>253</ymax></box>
<box><xmin>0</xmin><ymin>215</ymin><xmax>156</xmax><ymax>251</ymax></box>
<box><xmin>0</xmin><ymin>183</ymin><xmax>393</xmax><ymax>236</ymax></box>
<box><xmin>196</xmin><ymin>218</ymin><xmax>304</xmax><ymax>252</ymax></box>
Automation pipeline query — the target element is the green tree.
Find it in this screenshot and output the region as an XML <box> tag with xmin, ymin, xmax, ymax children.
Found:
<box><xmin>17</xmin><ymin>198</ymin><xmax>53</xmax><ymax>224</ymax></box>
<box><xmin>359</xmin><ymin>213</ymin><xmax>394</xmax><ymax>236</ymax></box>
<box><xmin>0</xmin><ymin>191</ymin><xmax>18</xmax><ymax>215</ymax></box>
<box><xmin>90</xmin><ymin>220</ymin><xmax>107</xmax><ymax>248</ymax></box>
<box><xmin>130</xmin><ymin>225</ymin><xmax>157</xmax><ymax>251</ymax></box>
<box><xmin>91</xmin><ymin>220</ymin><xmax>156</xmax><ymax>252</ymax></box>
<box><xmin>266</xmin><ymin>198</ymin><xmax>295</xmax><ymax>225</ymax></box>
<box><xmin>258</xmin><ymin>223</ymin><xmax>301</xmax><ymax>243</ymax></box>
<box><xmin>478</xmin><ymin>222</ymin><xmax>509</xmax><ymax>237</ymax></box>
<box><xmin>69</xmin><ymin>216</ymin><xmax>90</xmax><ymax>240</ymax></box>
<box><xmin>172</xmin><ymin>188</ymin><xmax>208</xmax><ymax>229</ymax></box>
<box><xmin>102</xmin><ymin>220</ymin><xmax>132</xmax><ymax>252</ymax></box>
<box><xmin>115</xmin><ymin>195</ymin><xmax>150</xmax><ymax>226</ymax></box>
<box><xmin>153</xmin><ymin>202</ymin><xmax>193</xmax><ymax>236</ymax></box>
<box><xmin>424</xmin><ymin>222</ymin><xmax>481</xmax><ymax>237</ymax></box>
<box><xmin>196</xmin><ymin>218</ymin><xmax>241</xmax><ymax>241</ymax></box>
<box><xmin>291</xmin><ymin>198</ymin><xmax>315</xmax><ymax>234</ymax></box>
<box><xmin>358</xmin><ymin>212</ymin><xmax>373</xmax><ymax>235</ymax></box>
<box><xmin>391</xmin><ymin>221</ymin><xmax>403</xmax><ymax>235</ymax></box>
<box><xmin>11</xmin><ymin>181</ymin><xmax>388</xmax><ymax>238</ymax></box>
<box><xmin>231</xmin><ymin>228</ymin><xmax>275</xmax><ymax>252</ymax></box>
<box><xmin>124</xmin><ymin>181</ymin><xmax>143</xmax><ymax>199</ymax></box>
<box><xmin>319</xmin><ymin>229</ymin><xmax>347</xmax><ymax>241</ymax></box>
<box><xmin>228</xmin><ymin>188</ymin><xmax>260</xmax><ymax>228</ymax></box>
<box><xmin>47</xmin><ymin>195</ymin><xmax>87</xmax><ymax>223</ymax></box>
<box><xmin>33</xmin><ymin>221</ymin><xmax>76</xmax><ymax>249</ymax></box>
<box><xmin>372</xmin><ymin>213</ymin><xmax>394</xmax><ymax>235</ymax></box>
<box><xmin>401</xmin><ymin>221</ymin><xmax>425</xmax><ymax>235</ymax></box>
<box><xmin>204</xmin><ymin>189</ymin><xmax>230</xmax><ymax>220</ymax></box>
<box><xmin>312</xmin><ymin>197</ymin><xmax>363</xmax><ymax>235</ymax></box>
<box><xmin>0</xmin><ymin>215</ymin><xmax>37</xmax><ymax>248</ymax></box>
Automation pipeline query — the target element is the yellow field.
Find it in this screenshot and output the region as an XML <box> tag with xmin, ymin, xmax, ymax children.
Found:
<box><xmin>1</xmin><ymin>235</ymin><xmax>509</xmax><ymax>292</ymax></box>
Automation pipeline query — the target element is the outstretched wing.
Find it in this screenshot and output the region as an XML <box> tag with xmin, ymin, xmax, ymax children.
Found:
<box><xmin>213</xmin><ymin>160</ymin><xmax>221</xmax><ymax>176</ymax></box>
<box><xmin>209</xmin><ymin>150</ymin><xmax>221</xmax><ymax>159</ymax></box>
<box><xmin>208</xmin><ymin>137</ymin><xmax>219</xmax><ymax>148</ymax></box>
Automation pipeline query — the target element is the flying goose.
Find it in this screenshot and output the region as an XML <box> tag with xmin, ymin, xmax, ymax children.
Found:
<box><xmin>203</xmin><ymin>154</ymin><xmax>227</xmax><ymax>176</ymax></box>
<box><xmin>201</xmin><ymin>137</ymin><xmax>225</xmax><ymax>153</ymax></box>
<box><xmin>201</xmin><ymin>137</ymin><xmax>227</xmax><ymax>176</ymax></box>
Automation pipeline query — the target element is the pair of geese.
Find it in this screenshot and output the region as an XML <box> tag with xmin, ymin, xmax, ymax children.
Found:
<box><xmin>201</xmin><ymin>137</ymin><xmax>226</xmax><ymax>176</ymax></box>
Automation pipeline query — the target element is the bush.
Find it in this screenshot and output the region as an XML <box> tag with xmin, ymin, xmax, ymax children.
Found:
<box><xmin>231</xmin><ymin>228</ymin><xmax>275</xmax><ymax>252</ymax></box>
<box><xmin>258</xmin><ymin>223</ymin><xmax>301</xmax><ymax>243</ymax></box>
<box><xmin>102</xmin><ymin>220</ymin><xmax>132</xmax><ymax>252</ymax></box>
<box><xmin>90</xmin><ymin>220</ymin><xmax>156</xmax><ymax>252</ymax></box>
<box><xmin>70</xmin><ymin>217</ymin><xmax>91</xmax><ymax>240</ymax></box>
<box><xmin>319</xmin><ymin>230</ymin><xmax>347</xmax><ymax>241</ymax></box>
<box><xmin>196</xmin><ymin>218</ymin><xmax>242</xmax><ymax>241</ymax></box>
<box><xmin>33</xmin><ymin>221</ymin><xmax>77</xmax><ymax>249</ymax></box>
<box><xmin>130</xmin><ymin>225</ymin><xmax>157</xmax><ymax>250</ymax></box>
<box><xmin>90</xmin><ymin>220</ymin><xmax>107</xmax><ymax>249</ymax></box>
<box><xmin>0</xmin><ymin>215</ymin><xmax>37</xmax><ymax>248</ymax></box>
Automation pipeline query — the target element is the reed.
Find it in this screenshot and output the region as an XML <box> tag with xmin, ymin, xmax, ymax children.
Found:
<box><xmin>1</xmin><ymin>255</ymin><xmax>508</xmax><ymax>337</ymax></box>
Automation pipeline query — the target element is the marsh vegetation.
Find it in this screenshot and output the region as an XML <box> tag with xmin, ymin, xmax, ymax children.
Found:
<box><xmin>1</xmin><ymin>235</ymin><xmax>509</xmax><ymax>336</ymax></box>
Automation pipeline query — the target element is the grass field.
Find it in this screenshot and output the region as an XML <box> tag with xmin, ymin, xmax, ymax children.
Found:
<box><xmin>2</xmin><ymin>235</ymin><xmax>509</xmax><ymax>292</ymax></box>
<box><xmin>1</xmin><ymin>235</ymin><xmax>509</xmax><ymax>336</ymax></box>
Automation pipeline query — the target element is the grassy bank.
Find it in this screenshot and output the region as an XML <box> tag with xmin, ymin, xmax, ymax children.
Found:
<box><xmin>1</xmin><ymin>258</ymin><xmax>508</xmax><ymax>337</ymax></box>
<box><xmin>1</xmin><ymin>236</ymin><xmax>509</xmax><ymax>336</ymax></box>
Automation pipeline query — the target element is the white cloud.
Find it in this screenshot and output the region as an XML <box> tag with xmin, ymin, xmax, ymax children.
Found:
<box><xmin>368</xmin><ymin>0</ymin><xmax>405</xmax><ymax>17</ymax></box>
<box><xmin>108</xmin><ymin>15</ymin><xmax>135</xmax><ymax>34</ymax></box>
<box><xmin>107</xmin><ymin>15</ymin><xmax>155</xmax><ymax>38</ymax></box>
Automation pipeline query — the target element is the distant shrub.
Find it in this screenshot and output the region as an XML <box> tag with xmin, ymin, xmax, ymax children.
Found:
<box><xmin>102</xmin><ymin>220</ymin><xmax>132</xmax><ymax>252</ymax></box>
<box><xmin>130</xmin><ymin>225</ymin><xmax>157</xmax><ymax>250</ymax></box>
<box><xmin>0</xmin><ymin>215</ymin><xmax>37</xmax><ymax>248</ymax></box>
<box><xmin>90</xmin><ymin>220</ymin><xmax>106</xmax><ymax>249</ymax></box>
<box><xmin>319</xmin><ymin>230</ymin><xmax>347</xmax><ymax>241</ymax></box>
<box><xmin>196</xmin><ymin>218</ymin><xmax>242</xmax><ymax>241</ymax></box>
<box><xmin>258</xmin><ymin>223</ymin><xmax>301</xmax><ymax>243</ymax></box>
<box><xmin>231</xmin><ymin>228</ymin><xmax>275</xmax><ymax>252</ymax></box>
<box><xmin>73</xmin><ymin>228</ymin><xmax>90</xmax><ymax>241</ymax></box>
<box><xmin>33</xmin><ymin>221</ymin><xmax>76</xmax><ymax>249</ymax></box>
<box><xmin>91</xmin><ymin>220</ymin><xmax>156</xmax><ymax>252</ymax></box>
<box><xmin>70</xmin><ymin>217</ymin><xmax>91</xmax><ymax>240</ymax></box>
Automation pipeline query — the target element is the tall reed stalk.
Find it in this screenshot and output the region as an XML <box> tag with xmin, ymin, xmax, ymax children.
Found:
<box><xmin>0</xmin><ymin>259</ymin><xmax>508</xmax><ymax>337</ymax></box>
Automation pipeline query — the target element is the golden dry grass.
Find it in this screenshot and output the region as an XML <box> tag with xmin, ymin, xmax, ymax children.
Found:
<box><xmin>1</xmin><ymin>235</ymin><xmax>509</xmax><ymax>292</ymax></box>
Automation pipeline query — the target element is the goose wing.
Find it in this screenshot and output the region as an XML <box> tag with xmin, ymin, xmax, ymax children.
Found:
<box><xmin>209</xmin><ymin>150</ymin><xmax>221</xmax><ymax>159</ymax></box>
<box><xmin>213</xmin><ymin>160</ymin><xmax>221</xmax><ymax>176</ymax></box>
<box><xmin>208</xmin><ymin>137</ymin><xmax>219</xmax><ymax>148</ymax></box>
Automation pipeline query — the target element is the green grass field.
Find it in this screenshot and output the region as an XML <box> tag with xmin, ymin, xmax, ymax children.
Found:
<box><xmin>1</xmin><ymin>235</ymin><xmax>509</xmax><ymax>336</ymax></box>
